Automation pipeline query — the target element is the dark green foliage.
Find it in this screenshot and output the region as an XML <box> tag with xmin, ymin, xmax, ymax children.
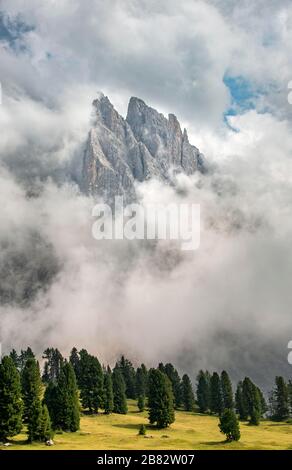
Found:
<box><xmin>242</xmin><ymin>377</ymin><xmax>261</xmax><ymax>425</ymax></box>
<box><xmin>115</xmin><ymin>356</ymin><xmax>136</xmax><ymax>399</ymax></box>
<box><xmin>257</xmin><ymin>386</ymin><xmax>268</xmax><ymax>417</ymax></box>
<box><xmin>18</xmin><ymin>347</ymin><xmax>35</xmax><ymax>373</ymax></box>
<box><xmin>210</xmin><ymin>372</ymin><xmax>223</xmax><ymax>415</ymax></box>
<box><xmin>196</xmin><ymin>370</ymin><xmax>210</xmax><ymax>413</ymax></box>
<box><xmin>164</xmin><ymin>363</ymin><xmax>182</xmax><ymax>409</ymax></box>
<box><xmin>69</xmin><ymin>347</ymin><xmax>81</xmax><ymax>384</ymax></box>
<box><xmin>288</xmin><ymin>380</ymin><xmax>292</xmax><ymax>416</ymax></box>
<box><xmin>78</xmin><ymin>349</ymin><xmax>104</xmax><ymax>413</ymax></box>
<box><xmin>181</xmin><ymin>374</ymin><xmax>195</xmax><ymax>411</ymax></box>
<box><xmin>42</xmin><ymin>348</ymin><xmax>64</xmax><ymax>384</ymax></box>
<box><xmin>21</xmin><ymin>357</ymin><xmax>44</xmax><ymax>441</ymax></box>
<box><xmin>138</xmin><ymin>394</ymin><xmax>145</xmax><ymax>412</ymax></box>
<box><xmin>235</xmin><ymin>381</ymin><xmax>248</xmax><ymax>420</ymax></box>
<box><xmin>112</xmin><ymin>367</ymin><xmax>128</xmax><ymax>414</ymax></box>
<box><xmin>39</xmin><ymin>404</ymin><xmax>53</xmax><ymax>441</ymax></box>
<box><xmin>139</xmin><ymin>424</ymin><xmax>146</xmax><ymax>435</ymax></box>
<box><xmin>136</xmin><ymin>364</ymin><xmax>148</xmax><ymax>397</ymax></box>
<box><xmin>219</xmin><ymin>409</ymin><xmax>240</xmax><ymax>442</ymax></box>
<box><xmin>9</xmin><ymin>349</ymin><xmax>19</xmax><ymax>369</ymax></box>
<box><xmin>221</xmin><ymin>371</ymin><xmax>234</xmax><ymax>410</ymax></box>
<box><xmin>271</xmin><ymin>376</ymin><xmax>290</xmax><ymax>421</ymax></box>
<box><xmin>103</xmin><ymin>370</ymin><xmax>114</xmax><ymax>415</ymax></box>
<box><xmin>44</xmin><ymin>362</ymin><xmax>80</xmax><ymax>431</ymax></box>
<box><xmin>148</xmin><ymin>369</ymin><xmax>175</xmax><ymax>428</ymax></box>
<box><xmin>0</xmin><ymin>356</ymin><xmax>23</xmax><ymax>440</ymax></box>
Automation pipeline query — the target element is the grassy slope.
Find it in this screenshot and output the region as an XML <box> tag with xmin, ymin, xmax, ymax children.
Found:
<box><xmin>5</xmin><ymin>401</ymin><xmax>292</xmax><ymax>450</ymax></box>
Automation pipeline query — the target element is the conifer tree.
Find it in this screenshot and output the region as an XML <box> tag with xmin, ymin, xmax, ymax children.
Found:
<box><xmin>112</xmin><ymin>367</ymin><xmax>128</xmax><ymax>414</ymax></box>
<box><xmin>221</xmin><ymin>370</ymin><xmax>234</xmax><ymax>410</ymax></box>
<box><xmin>9</xmin><ymin>349</ymin><xmax>19</xmax><ymax>369</ymax></box>
<box><xmin>42</xmin><ymin>348</ymin><xmax>64</xmax><ymax>383</ymax></box>
<box><xmin>272</xmin><ymin>376</ymin><xmax>290</xmax><ymax>421</ymax></box>
<box><xmin>0</xmin><ymin>356</ymin><xmax>23</xmax><ymax>440</ymax></box>
<box><xmin>39</xmin><ymin>404</ymin><xmax>53</xmax><ymax>441</ymax></box>
<box><xmin>181</xmin><ymin>374</ymin><xmax>195</xmax><ymax>411</ymax></box>
<box><xmin>196</xmin><ymin>370</ymin><xmax>210</xmax><ymax>413</ymax></box>
<box><xmin>235</xmin><ymin>381</ymin><xmax>248</xmax><ymax>420</ymax></box>
<box><xmin>136</xmin><ymin>364</ymin><xmax>148</xmax><ymax>411</ymax></box>
<box><xmin>69</xmin><ymin>347</ymin><xmax>81</xmax><ymax>384</ymax></box>
<box><xmin>115</xmin><ymin>356</ymin><xmax>136</xmax><ymax>399</ymax></box>
<box><xmin>257</xmin><ymin>386</ymin><xmax>268</xmax><ymax>417</ymax></box>
<box><xmin>78</xmin><ymin>350</ymin><xmax>104</xmax><ymax>413</ymax></box>
<box><xmin>148</xmin><ymin>369</ymin><xmax>175</xmax><ymax>428</ymax></box>
<box><xmin>21</xmin><ymin>357</ymin><xmax>43</xmax><ymax>441</ymax></box>
<box><xmin>242</xmin><ymin>377</ymin><xmax>261</xmax><ymax>425</ymax></box>
<box><xmin>210</xmin><ymin>372</ymin><xmax>223</xmax><ymax>415</ymax></box>
<box><xmin>18</xmin><ymin>347</ymin><xmax>35</xmax><ymax>372</ymax></box>
<box><xmin>164</xmin><ymin>363</ymin><xmax>182</xmax><ymax>409</ymax></box>
<box><xmin>103</xmin><ymin>369</ymin><xmax>114</xmax><ymax>415</ymax></box>
<box><xmin>44</xmin><ymin>362</ymin><xmax>80</xmax><ymax>431</ymax></box>
<box><xmin>219</xmin><ymin>409</ymin><xmax>240</xmax><ymax>442</ymax></box>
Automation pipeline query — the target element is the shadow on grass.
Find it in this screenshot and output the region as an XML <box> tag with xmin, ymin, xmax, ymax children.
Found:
<box><xmin>112</xmin><ymin>423</ymin><xmax>141</xmax><ymax>430</ymax></box>
<box><xmin>200</xmin><ymin>440</ymin><xmax>229</xmax><ymax>446</ymax></box>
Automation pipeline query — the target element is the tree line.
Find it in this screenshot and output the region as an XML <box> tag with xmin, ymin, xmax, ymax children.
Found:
<box><xmin>0</xmin><ymin>347</ymin><xmax>291</xmax><ymax>444</ymax></box>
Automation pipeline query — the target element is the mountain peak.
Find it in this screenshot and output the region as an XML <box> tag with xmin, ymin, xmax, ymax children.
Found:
<box><xmin>83</xmin><ymin>94</ymin><xmax>206</xmax><ymax>203</ymax></box>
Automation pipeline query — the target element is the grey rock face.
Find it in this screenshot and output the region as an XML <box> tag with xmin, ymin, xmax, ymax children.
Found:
<box><xmin>82</xmin><ymin>94</ymin><xmax>206</xmax><ymax>203</ymax></box>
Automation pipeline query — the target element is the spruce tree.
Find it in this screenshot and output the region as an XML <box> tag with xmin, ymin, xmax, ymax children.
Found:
<box><xmin>235</xmin><ymin>381</ymin><xmax>248</xmax><ymax>420</ymax></box>
<box><xmin>18</xmin><ymin>348</ymin><xmax>35</xmax><ymax>372</ymax></box>
<box><xmin>115</xmin><ymin>356</ymin><xmax>136</xmax><ymax>399</ymax></box>
<box><xmin>112</xmin><ymin>367</ymin><xmax>128</xmax><ymax>414</ymax></box>
<box><xmin>196</xmin><ymin>370</ymin><xmax>210</xmax><ymax>413</ymax></box>
<box><xmin>257</xmin><ymin>386</ymin><xmax>268</xmax><ymax>417</ymax></box>
<box><xmin>103</xmin><ymin>369</ymin><xmax>114</xmax><ymax>414</ymax></box>
<box><xmin>242</xmin><ymin>377</ymin><xmax>261</xmax><ymax>425</ymax></box>
<box><xmin>148</xmin><ymin>369</ymin><xmax>175</xmax><ymax>428</ymax></box>
<box><xmin>79</xmin><ymin>350</ymin><xmax>104</xmax><ymax>413</ymax></box>
<box><xmin>136</xmin><ymin>365</ymin><xmax>148</xmax><ymax>412</ymax></box>
<box><xmin>21</xmin><ymin>357</ymin><xmax>43</xmax><ymax>441</ymax></box>
<box><xmin>219</xmin><ymin>409</ymin><xmax>240</xmax><ymax>442</ymax></box>
<box><xmin>164</xmin><ymin>363</ymin><xmax>182</xmax><ymax>409</ymax></box>
<box><xmin>0</xmin><ymin>356</ymin><xmax>23</xmax><ymax>440</ymax></box>
<box><xmin>210</xmin><ymin>372</ymin><xmax>223</xmax><ymax>415</ymax></box>
<box><xmin>181</xmin><ymin>374</ymin><xmax>195</xmax><ymax>411</ymax></box>
<box><xmin>39</xmin><ymin>404</ymin><xmax>53</xmax><ymax>441</ymax></box>
<box><xmin>44</xmin><ymin>362</ymin><xmax>80</xmax><ymax>431</ymax></box>
<box><xmin>69</xmin><ymin>347</ymin><xmax>80</xmax><ymax>384</ymax></box>
<box><xmin>221</xmin><ymin>371</ymin><xmax>234</xmax><ymax>410</ymax></box>
<box><xmin>138</xmin><ymin>394</ymin><xmax>145</xmax><ymax>412</ymax></box>
<box><xmin>273</xmin><ymin>376</ymin><xmax>289</xmax><ymax>421</ymax></box>
<box><xmin>9</xmin><ymin>349</ymin><xmax>19</xmax><ymax>369</ymax></box>
<box><xmin>42</xmin><ymin>348</ymin><xmax>64</xmax><ymax>383</ymax></box>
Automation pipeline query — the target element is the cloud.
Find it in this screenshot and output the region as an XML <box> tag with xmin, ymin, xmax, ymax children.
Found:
<box><xmin>0</xmin><ymin>1</ymin><xmax>292</xmax><ymax>388</ymax></box>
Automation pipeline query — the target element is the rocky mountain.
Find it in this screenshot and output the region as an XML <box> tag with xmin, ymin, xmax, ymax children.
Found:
<box><xmin>82</xmin><ymin>94</ymin><xmax>206</xmax><ymax>203</ymax></box>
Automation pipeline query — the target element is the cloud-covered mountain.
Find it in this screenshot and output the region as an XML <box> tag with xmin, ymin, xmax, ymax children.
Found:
<box><xmin>83</xmin><ymin>95</ymin><xmax>205</xmax><ymax>203</ymax></box>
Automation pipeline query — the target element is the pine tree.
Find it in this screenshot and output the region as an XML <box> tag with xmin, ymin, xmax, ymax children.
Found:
<box><xmin>112</xmin><ymin>367</ymin><xmax>128</xmax><ymax>414</ymax></box>
<box><xmin>196</xmin><ymin>370</ymin><xmax>210</xmax><ymax>413</ymax></box>
<box><xmin>221</xmin><ymin>371</ymin><xmax>234</xmax><ymax>410</ymax></box>
<box><xmin>103</xmin><ymin>369</ymin><xmax>114</xmax><ymax>414</ymax></box>
<box><xmin>235</xmin><ymin>381</ymin><xmax>248</xmax><ymax>420</ymax></box>
<box><xmin>219</xmin><ymin>409</ymin><xmax>240</xmax><ymax>442</ymax></box>
<box><xmin>273</xmin><ymin>376</ymin><xmax>290</xmax><ymax>421</ymax></box>
<box><xmin>78</xmin><ymin>350</ymin><xmax>104</xmax><ymax>413</ymax></box>
<box><xmin>21</xmin><ymin>357</ymin><xmax>43</xmax><ymax>441</ymax></box>
<box><xmin>148</xmin><ymin>369</ymin><xmax>175</xmax><ymax>428</ymax></box>
<box><xmin>242</xmin><ymin>377</ymin><xmax>261</xmax><ymax>425</ymax></box>
<box><xmin>210</xmin><ymin>372</ymin><xmax>223</xmax><ymax>415</ymax></box>
<box><xmin>0</xmin><ymin>356</ymin><xmax>23</xmax><ymax>440</ymax></box>
<box><xmin>115</xmin><ymin>356</ymin><xmax>136</xmax><ymax>399</ymax></box>
<box><xmin>181</xmin><ymin>374</ymin><xmax>195</xmax><ymax>411</ymax></box>
<box><xmin>257</xmin><ymin>386</ymin><xmax>268</xmax><ymax>417</ymax></box>
<box><xmin>164</xmin><ymin>363</ymin><xmax>182</xmax><ymax>409</ymax></box>
<box><xmin>69</xmin><ymin>347</ymin><xmax>80</xmax><ymax>384</ymax></box>
<box><xmin>44</xmin><ymin>362</ymin><xmax>80</xmax><ymax>431</ymax></box>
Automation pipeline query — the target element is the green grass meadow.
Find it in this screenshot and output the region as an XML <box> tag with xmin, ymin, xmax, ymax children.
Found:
<box><xmin>3</xmin><ymin>401</ymin><xmax>292</xmax><ymax>450</ymax></box>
